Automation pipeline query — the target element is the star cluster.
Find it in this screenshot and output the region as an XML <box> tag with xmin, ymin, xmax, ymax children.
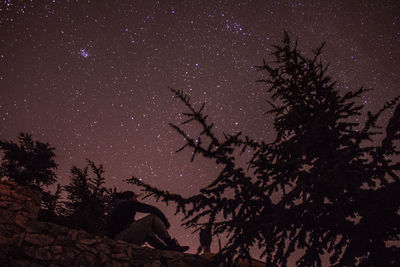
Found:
<box><xmin>1</xmin><ymin>0</ymin><xmax>399</xmax><ymax>261</ymax></box>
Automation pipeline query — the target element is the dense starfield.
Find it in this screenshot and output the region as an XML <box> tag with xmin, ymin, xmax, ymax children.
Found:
<box><xmin>1</xmin><ymin>0</ymin><xmax>399</xmax><ymax>262</ymax></box>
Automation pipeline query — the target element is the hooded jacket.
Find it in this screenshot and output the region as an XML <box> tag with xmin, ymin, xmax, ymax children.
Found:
<box><xmin>106</xmin><ymin>199</ymin><xmax>169</xmax><ymax>238</ymax></box>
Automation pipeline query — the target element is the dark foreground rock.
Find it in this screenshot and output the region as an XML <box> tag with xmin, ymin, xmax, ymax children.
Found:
<box><xmin>0</xmin><ymin>181</ymin><xmax>212</xmax><ymax>267</ymax></box>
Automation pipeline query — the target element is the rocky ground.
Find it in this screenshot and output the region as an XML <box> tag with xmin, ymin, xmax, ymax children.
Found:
<box><xmin>0</xmin><ymin>181</ymin><xmax>213</xmax><ymax>266</ymax></box>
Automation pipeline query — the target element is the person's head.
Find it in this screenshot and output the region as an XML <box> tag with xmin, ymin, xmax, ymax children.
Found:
<box><xmin>116</xmin><ymin>191</ymin><xmax>138</xmax><ymax>201</ymax></box>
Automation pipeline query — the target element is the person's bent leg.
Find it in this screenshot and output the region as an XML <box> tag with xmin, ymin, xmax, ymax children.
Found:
<box><xmin>115</xmin><ymin>215</ymin><xmax>154</xmax><ymax>245</ymax></box>
<box><xmin>149</xmin><ymin>214</ymin><xmax>172</xmax><ymax>241</ymax></box>
<box><xmin>146</xmin><ymin>233</ymin><xmax>167</xmax><ymax>250</ymax></box>
<box><xmin>148</xmin><ymin>214</ymin><xmax>189</xmax><ymax>252</ymax></box>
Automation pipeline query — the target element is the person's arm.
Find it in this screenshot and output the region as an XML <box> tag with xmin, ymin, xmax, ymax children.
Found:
<box><xmin>129</xmin><ymin>201</ymin><xmax>170</xmax><ymax>227</ymax></box>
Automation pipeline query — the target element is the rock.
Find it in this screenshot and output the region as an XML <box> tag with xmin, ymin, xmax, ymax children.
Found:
<box><xmin>111</xmin><ymin>252</ymin><xmax>130</xmax><ymax>261</ymax></box>
<box><xmin>99</xmin><ymin>251</ymin><xmax>108</xmax><ymax>263</ymax></box>
<box><xmin>14</xmin><ymin>213</ymin><xmax>29</xmax><ymax>227</ymax></box>
<box><xmin>75</xmin><ymin>243</ymin><xmax>99</xmax><ymax>255</ymax></box>
<box><xmin>0</xmin><ymin>200</ymin><xmax>9</xmax><ymax>208</ymax></box>
<box><xmin>78</xmin><ymin>238</ymin><xmax>98</xmax><ymax>246</ymax></box>
<box><xmin>0</xmin><ymin>209</ymin><xmax>14</xmax><ymax>223</ymax></box>
<box><xmin>51</xmin><ymin>245</ymin><xmax>63</xmax><ymax>254</ymax></box>
<box><xmin>97</xmin><ymin>241</ymin><xmax>112</xmax><ymax>254</ymax></box>
<box><xmin>23</xmin><ymin>245</ymin><xmax>52</xmax><ymax>261</ymax></box>
<box><xmin>0</xmin><ymin>234</ymin><xmax>11</xmax><ymax>245</ymax></box>
<box><xmin>25</xmin><ymin>233</ymin><xmax>55</xmax><ymax>246</ymax></box>
<box><xmin>69</xmin><ymin>229</ymin><xmax>78</xmax><ymax>241</ymax></box>
<box><xmin>150</xmin><ymin>260</ymin><xmax>162</xmax><ymax>267</ymax></box>
<box><xmin>0</xmin><ymin>182</ymin><xmax>12</xmax><ymax>195</ymax></box>
<box><xmin>25</xmin><ymin>220</ymin><xmax>49</xmax><ymax>233</ymax></box>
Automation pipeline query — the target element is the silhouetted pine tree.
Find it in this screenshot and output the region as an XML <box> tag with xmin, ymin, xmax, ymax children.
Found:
<box><xmin>127</xmin><ymin>32</ymin><xmax>400</xmax><ymax>266</ymax></box>
<box><xmin>0</xmin><ymin>132</ymin><xmax>57</xmax><ymax>187</ymax></box>
<box><xmin>38</xmin><ymin>184</ymin><xmax>64</xmax><ymax>223</ymax></box>
<box><xmin>63</xmin><ymin>159</ymin><xmax>112</xmax><ymax>235</ymax></box>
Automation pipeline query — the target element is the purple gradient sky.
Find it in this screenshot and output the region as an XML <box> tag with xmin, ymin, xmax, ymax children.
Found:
<box><xmin>1</xmin><ymin>0</ymin><xmax>399</xmax><ymax>263</ymax></box>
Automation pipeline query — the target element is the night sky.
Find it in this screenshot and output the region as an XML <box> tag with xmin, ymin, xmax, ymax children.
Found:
<box><xmin>1</xmin><ymin>0</ymin><xmax>399</xmax><ymax>262</ymax></box>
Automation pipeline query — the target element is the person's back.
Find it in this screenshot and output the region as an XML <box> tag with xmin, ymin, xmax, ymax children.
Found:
<box><xmin>107</xmin><ymin>199</ymin><xmax>169</xmax><ymax>238</ymax></box>
<box><xmin>107</xmin><ymin>200</ymin><xmax>137</xmax><ymax>238</ymax></box>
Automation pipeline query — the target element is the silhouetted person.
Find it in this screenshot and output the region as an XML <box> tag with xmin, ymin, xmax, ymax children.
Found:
<box><xmin>199</xmin><ymin>226</ymin><xmax>212</xmax><ymax>254</ymax></box>
<box><xmin>107</xmin><ymin>191</ymin><xmax>189</xmax><ymax>252</ymax></box>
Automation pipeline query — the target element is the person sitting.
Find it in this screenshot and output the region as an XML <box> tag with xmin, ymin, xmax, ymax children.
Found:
<box><xmin>106</xmin><ymin>191</ymin><xmax>189</xmax><ymax>252</ymax></box>
<box><xmin>198</xmin><ymin>226</ymin><xmax>212</xmax><ymax>254</ymax></box>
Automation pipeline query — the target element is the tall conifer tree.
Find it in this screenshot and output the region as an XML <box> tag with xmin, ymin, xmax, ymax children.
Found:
<box><xmin>64</xmin><ymin>159</ymin><xmax>112</xmax><ymax>235</ymax></box>
<box><xmin>128</xmin><ymin>33</ymin><xmax>399</xmax><ymax>266</ymax></box>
